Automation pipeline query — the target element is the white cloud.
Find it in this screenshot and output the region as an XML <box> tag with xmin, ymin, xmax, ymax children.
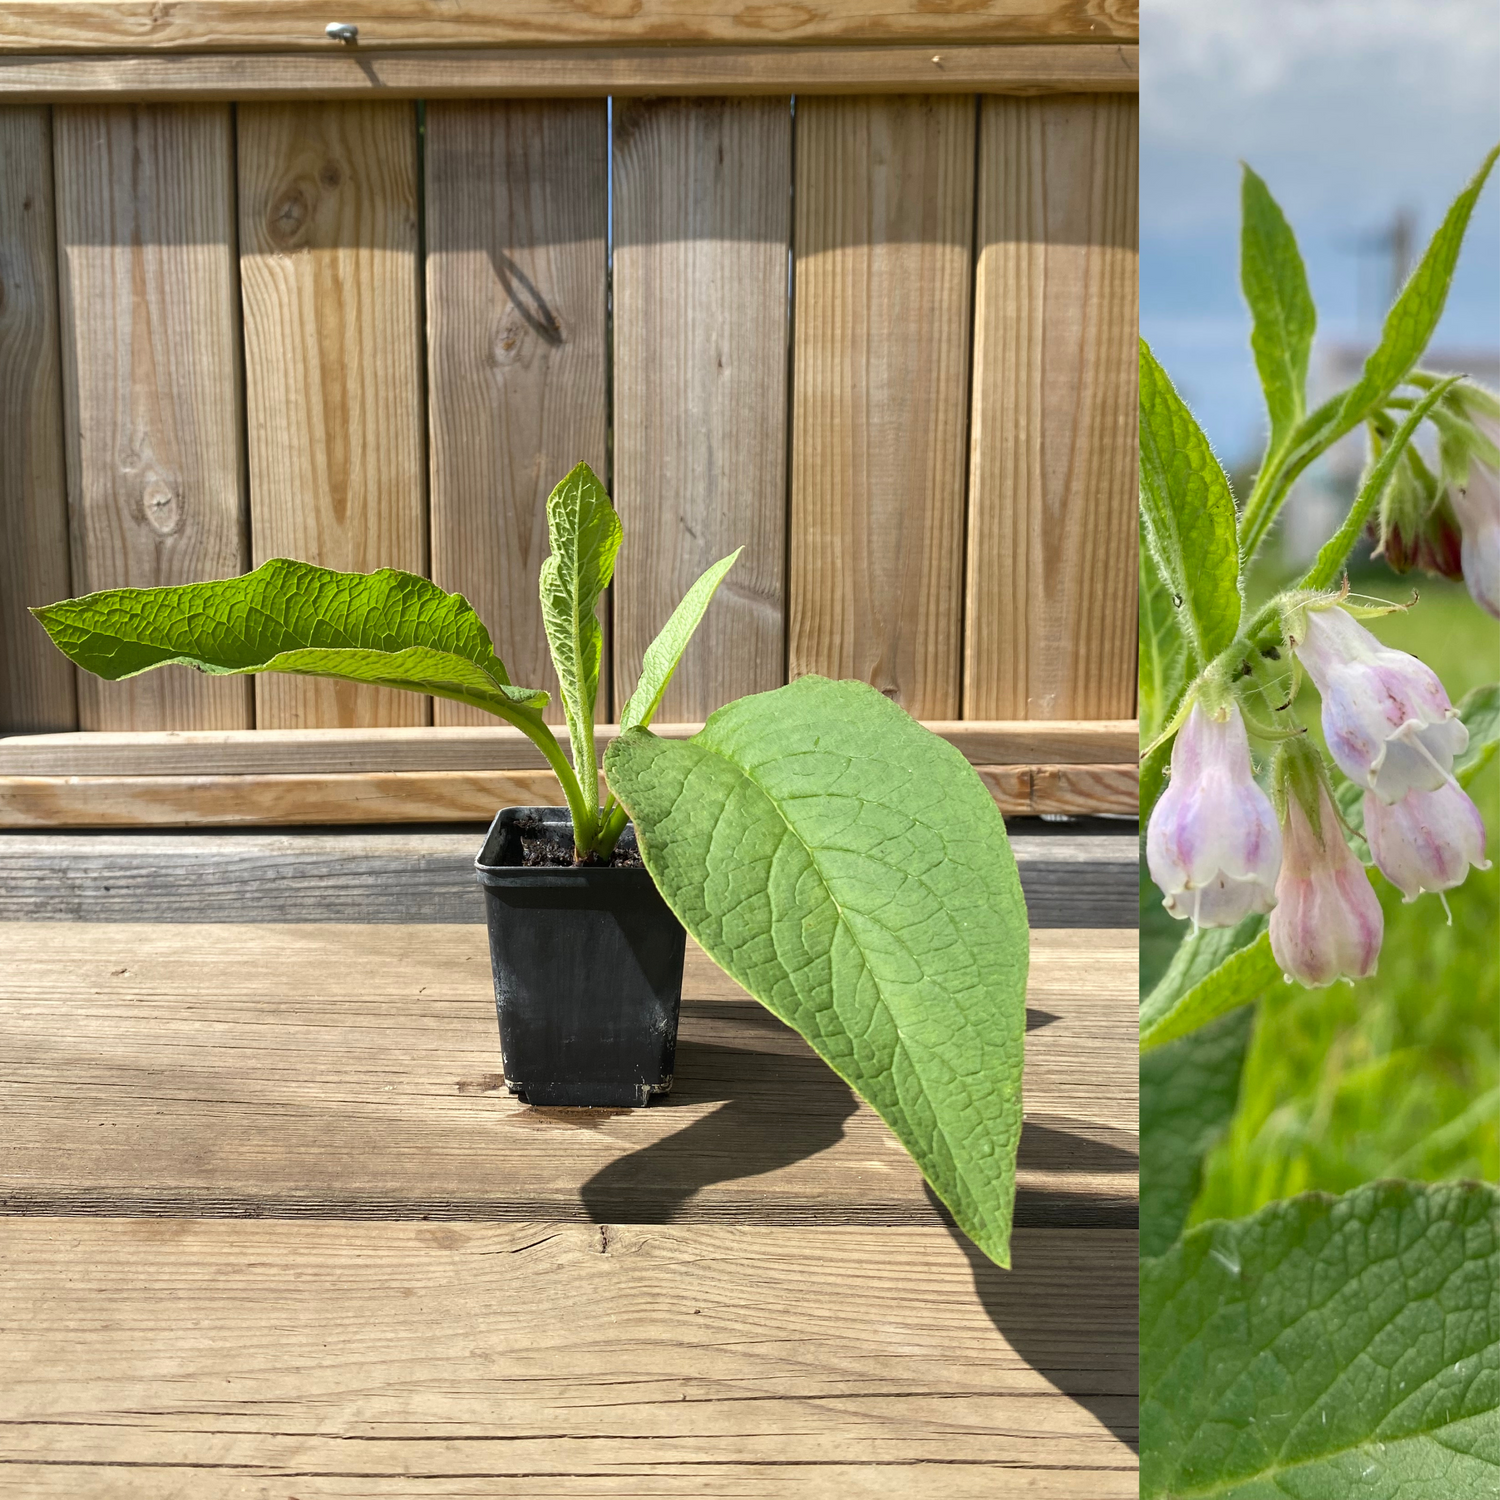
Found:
<box><xmin>1142</xmin><ymin>0</ymin><xmax>1500</xmax><ymax>231</ymax></box>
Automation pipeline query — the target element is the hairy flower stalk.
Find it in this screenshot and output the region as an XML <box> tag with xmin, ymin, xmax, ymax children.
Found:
<box><xmin>1146</xmin><ymin>702</ymin><xmax>1282</xmax><ymax>927</ymax></box>
<box><xmin>1447</xmin><ymin>406</ymin><xmax>1500</xmax><ymax>618</ymax></box>
<box><xmin>1269</xmin><ymin>744</ymin><xmax>1383</xmax><ymax>988</ymax></box>
<box><xmin>1364</xmin><ymin>780</ymin><xmax>1490</xmax><ymax>901</ymax></box>
<box><xmin>1292</xmin><ymin>604</ymin><xmax>1468</xmax><ymax>803</ymax></box>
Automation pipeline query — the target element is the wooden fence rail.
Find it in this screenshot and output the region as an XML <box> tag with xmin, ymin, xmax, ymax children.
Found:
<box><xmin>0</xmin><ymin>40</ymin><xmax>1137</xmax><ymax>819</ymax></box>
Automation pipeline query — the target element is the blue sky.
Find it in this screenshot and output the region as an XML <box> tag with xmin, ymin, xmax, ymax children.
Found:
<box><xmin>1142</xmin><ymin>0</ymin><xmax>1500</xmax><ymax>469</ymax></box>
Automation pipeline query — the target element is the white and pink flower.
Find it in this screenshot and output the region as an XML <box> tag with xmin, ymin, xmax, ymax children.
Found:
<box><xmin>1364</xmin><ymin>780</ymin><xmax>1490</xmax><ymax>901</ymax></box>
<box><xmin>1269</xmin><ymin>774</ymin><xmax>1383</xmax><ymax>988</ymax></box>
<box><xmin>1147</xmin><ymin>702</ymin><xmax>1282</xmax><ymax>927</ymax></box>
<box><xmin>1292</xmin><ymin>604</ymin><xmax>1467</xmax><ymax>804</ymax></box>
<box><xmin>1448</xmin><ymin>407</ymin><xmax>1500</xmax><ymax>619</ymax></box>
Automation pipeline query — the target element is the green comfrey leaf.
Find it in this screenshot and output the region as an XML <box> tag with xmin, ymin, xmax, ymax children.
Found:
<box><xmin>604</xmin><ymin>676</ymin><xmax>1029</xmax><ymax>1269</ymax></box>
<box><xmin>620</xmin><ymin>550</ymin><xmax>741</xmax><ymax>732</ymax></box>
<box><xmin>1140</xmin><ymin>1007</ymin><xmax>1255</xmax><ymax>1259</ymax></box>
<box><xmin>30</xmin><ymin>559</ymin><xmax>548</xmax><ymax>720</ymax></box>
<box><xmin>1139</xmin><ymin>339</ymin><xmax>1243</xmax><ymax>662</ymax></box>
<box><xmin>1140</xmin><ymin>919</ymin><xmax>1280</xmax><ymax>1054</ymax></box>
<box><xmin>1140</xmin><ymin>535</ymin><xmax>1187</xmax><ymax>747</ymax></box>
<box><xmin>1142</xmin><ymin>1180</ymin><xmax>1500</xmax><ymax>1499</ymax></box>
<box><xmin>1336</xmin><ymin>144</ymin><xmax>1500</xmax><ymax>434</ymax></box>
<box><xmin>539</xmin><ymin>462</ymin><xmax>622</xmax><ymax>830</ymax></box>
<box><xmin>1241</xmin><ymin>164</ymin><xmax>1315</xmax><ymax>461</ymax></box>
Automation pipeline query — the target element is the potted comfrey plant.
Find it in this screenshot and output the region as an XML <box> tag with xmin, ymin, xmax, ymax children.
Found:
<box><xmin>34</xmin><ymin>462</ymin><xmax>1030</xmax><ymax>1269</ymax></box>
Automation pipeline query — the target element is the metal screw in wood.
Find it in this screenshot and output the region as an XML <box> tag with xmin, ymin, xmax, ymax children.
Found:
<box><xmin>324</xmin><ymin>21</ymin><xmax>359</xmax><ymax>42</ymax></box>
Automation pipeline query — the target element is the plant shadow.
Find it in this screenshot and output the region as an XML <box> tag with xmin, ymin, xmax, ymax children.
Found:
<box><xmin>924</xmin><ymin>1178</ymin><xmax>1140</xmax><ymax>1454</ymax></box>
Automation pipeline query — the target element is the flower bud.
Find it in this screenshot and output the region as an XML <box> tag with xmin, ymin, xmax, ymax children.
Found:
<box><xmin>1292</xmin><ymin>604</ymin><xmax>1467</xmax><ymax>804</ymax></box>
<box><xmin>1363</xmin><ymin>780</ymin><xmax>1490</xmax><ymax>900</ymax></box>
<box><xmin>1447</xmin><ymin>408</ymin><xmax>1500</xmax><ymax>619</ymax></box>
<box><xmin>1146</xmin><ymin>702</ymin><xmax>1281</xmax><ymax>927</ymax></box>
<box><xmin>1371</xmin><ymin>448</ymin><xmax>1464</xmax><ymax>581</ymax></box>
<box><xmin>1269</xmin><ymin>772</ymin><xmax>1383</xmax><ymax>988</ymax></box>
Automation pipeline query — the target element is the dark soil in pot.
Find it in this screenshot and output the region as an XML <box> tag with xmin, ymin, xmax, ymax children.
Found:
<box><xmin>474</xmin><ymin>806</ymin><xmax>685</xmax><ymax>1108</ymax></box>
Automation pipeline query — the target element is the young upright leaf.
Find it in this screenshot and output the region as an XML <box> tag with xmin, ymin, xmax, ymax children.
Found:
<box><xmin>1142</xmin><ymin>1180</ymin><xmax>1500</xmax><ymax>1498</ymax></box>
<box><xmin>1139</xmin><ymin>339</ymin><xmax>1243</xmax><ymax>661</ymax></box>
<box><xmin>538</xmin><ymin>462</ymin><xmax>623</xmax><ymax>821</ymax></box>
<box><xmin>31</xmin><ymin>559</ymin><xmax>547</xmax><ymax>720</ymax></box>
<box><xmin>1140</xmin><ymin>1007</ymin><xmax>1255</xmax><ymax>1258</ymax></box>
<box><xmin>1140</xmin><ymin>535</ymin><xmax>1187</xmax><ymax>745</ymax></box>
<box><xmin>1241</xmin><ymin>165</ymin><xmax>1315</xmax><ymax>459</ymax></box>
<box><xmin>1337</xmin><ymin>144</ymin><xmax>1500</xmax><ymax>431</ymax></box>
<box><xmin>605</xmin><ymin>676</ymin><xmax>1029</xmax><ymax>1269</ymax></box>
<box><xmin>619</xmin><ymin>550</ymin><xmax>741</xmax><ymax>732</ymax></box>
<box><xmin>1141</xmin><ymin>928</ymin><xmax>1280</xmax><ymax>1053</ymax></box>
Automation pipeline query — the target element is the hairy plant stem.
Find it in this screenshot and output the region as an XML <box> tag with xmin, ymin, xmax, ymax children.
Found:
<box><xmin>511</xmin><ymin>710</ymin><xmax>599</xmax><ymax>855</ymax></box>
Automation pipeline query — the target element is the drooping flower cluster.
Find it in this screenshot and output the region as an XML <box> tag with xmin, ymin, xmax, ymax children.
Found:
<box><xmin>1147</xmin><ymin>603</ymin><xmax>1489</xmax><ymax>988</ymax></box>
<box><xmin>1448</xmin><ymin>400</ymin><xmax>1500</xmax><ymax>619</ymax></box>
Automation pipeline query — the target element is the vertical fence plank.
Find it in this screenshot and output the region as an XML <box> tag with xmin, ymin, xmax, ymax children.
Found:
<box><xmin>53</xmin><ymin>104</ymin><xmax>250</xmax><ymax>731</ymax></box>
<box><xmin>612</xmin><ymin>98</ymin><xmax>790</xmax><ymax>720</ymax></box>
<box><xmin>964</xmin><ymin>95</ymin><xmax>1138</xmax><ymax>720</ymax></box>
<box><xmin>0</xmin><ymin>106</ymin><xmax>74</xmax><ymax>732</ymax></box>
<box><xmin>789</xmin><ymin>96</ymin><xmax>974</xmax><ymax>721</ymax></box>
<box><xmin>425</xmin><ymin>100</ymin><xmax>605</xmax><ymax>728</ymax></box>
<box><xmin>238</xmin><ymin>101</ymin><xmax>426</xmax><ymax>729</ymax></box>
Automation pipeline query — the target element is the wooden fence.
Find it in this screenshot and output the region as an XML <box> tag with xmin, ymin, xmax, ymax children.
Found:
<box><xmin>0</xmin><ymin>5</ymin><xmax>1138</xmax><ymax>824</ymax></box>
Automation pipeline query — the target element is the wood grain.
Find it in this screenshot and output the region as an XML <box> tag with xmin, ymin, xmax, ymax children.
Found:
<box><xmin>0</xmin><ymin>826</ymin><xmax>1140</xmax><ymax>927</ymax></box>
<box><xmin>0</xmin><ymin>44</ymin><xmax>1141</xmax><ymax>102</ymax></box>
<box><xmin>0</xmin><ymin>762</ymin><xmax>1134</xmax><ymax>825</ymax></box>
<box><xmin>0</xmin><ymin>1219</ymin><xmax>1137</xmax><ymax>1494</ymax></box>
<box><xmin>425</xmin><ymin>100</ymin><xmax>606</xmax><ymax>728</ymax></box>
<box><xmin>52</xmin><ymin>104</ymin><xmax>250</xmax><ymax>731</ymax></box>
<box><xmin>789</xmin><ymin>96</ymin><xmax>975</xmax><ymax>718</ymax></box>
<box><xmin>0</xmin><ymin>924</ymin><xmax>1135</xmax><ymax>1224</ymax></box>
<box><xmin>0</xmin><ymin>718</ymin><xmax>1139</xmax><ymax>774</ymax></box>
<box><xmin>0</xmin><ymin>106</ymin><xmax>74</xmax><ymax>732</ymax></box>
<box><xmin>236</xmin><ymin>101</ymin><xmax>426</xmax><ymax>728</ymax></box>
<box><xmin>0</xmin><ymin>1</ymin><xmax>1141</xmax><ymax>53</ymax></box>
<box><xmin>963</xmin><ymin>94</ymin><xmax>1138</xmax><ymax>719</ymax></box>
<box><xmin>612</xmin><ymin>98</ymin><xmax>789</xmax><ymax>719</ymax></box>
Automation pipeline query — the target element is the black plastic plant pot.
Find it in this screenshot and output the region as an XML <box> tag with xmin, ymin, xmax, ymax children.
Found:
<box><xmin>474</xmin><ymin>806</ymin><xmax>686</xmax><ymax>1108</ymax></box>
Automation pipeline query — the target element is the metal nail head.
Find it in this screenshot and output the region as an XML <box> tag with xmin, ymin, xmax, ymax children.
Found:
<box><xmin>325</xmin><ymin>21</ymin><xmax>359</xmax><ymax>43</ymax></box>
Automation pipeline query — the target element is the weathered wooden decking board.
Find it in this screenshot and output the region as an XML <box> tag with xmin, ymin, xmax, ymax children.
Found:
<box><xmin>0</xmin><ymin>822</ymin><xmax>1138</xmax><ymax>927</ymax></box>
<box><xmin>0</xmin><ymin>920</ymin><xmax>1137</xmax><ymax>1490</ymax></box>
<box><xmin>0</xmin><ymin>51</ymin><xmax>1138</xmax><ymax>795</ymax></box>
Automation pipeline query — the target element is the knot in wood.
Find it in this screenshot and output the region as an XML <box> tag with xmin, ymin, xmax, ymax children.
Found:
<box><xmin>268</xmin><ymin>186</ymin><xmax>313</xmax><ymax>250</ymax></box>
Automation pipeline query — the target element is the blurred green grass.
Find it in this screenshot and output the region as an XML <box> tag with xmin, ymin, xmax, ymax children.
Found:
<box><xmin>1147</xmin><ymin>574</ymin><xmax>1500</xmax><ymax>1222</ymax></box>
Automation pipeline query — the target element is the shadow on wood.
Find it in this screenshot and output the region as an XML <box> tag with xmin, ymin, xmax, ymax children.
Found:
<box><xmin>926</xmin><ymin>1183</ymin><xmax>1140</xmax><ymax>1454</ymax></box>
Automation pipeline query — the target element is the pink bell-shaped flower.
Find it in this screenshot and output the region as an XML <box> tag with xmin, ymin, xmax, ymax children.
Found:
<box><xmin>1269</xmin><ymin>764</ymin><xmax>1383</xmax><ymax>988</ymax></box>
<box><xmin>1292</xmin><ymin>604</ymin><xmax>1467</xmax><ymax>804</ymax></box>
<box><xmin>1364</xmin><ymin>780</ymin><xmax>1490</xmax><ymax>900</ymax></box>
<box><xmin>1448</xmin><ymin>409</ymin><xmax>1500</xmax><ymax>619</ymax></box>
<box><xmin>1147</xmin><ymin>702</ymin><xmax>1282</xmax><ymax>927</ymax></box>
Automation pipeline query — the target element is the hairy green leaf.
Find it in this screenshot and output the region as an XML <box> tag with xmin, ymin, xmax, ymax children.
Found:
<box><xmin>1141</xmin><ymin>535</ymin><xmax>1187</xmax><ymax>746</ymax></box>
<box><xmin>1140</xmin><ymin>339</ymin><xmax>1243</xmax><ymax>661</ymax></box>
<box><xmin>604</xmin><ymin>676</ymin><xmax>1029</xmax><ymax>1268</ymax></box>
<box><xmin>539</xmin><ymin>462</ymin><xmax>622</xmax><ymax>825</ymax></box>
<box><xmin>31</xmin><ymin>559</ymin><xmax>547</xmax><ymax>720</ymax></box>
<box><xmin>1336</xmin><ymin>145</ymin><xmax>1499</xmax><ymax>432</ymax></box>
<box><xmin>619</xmin><ymin>550</ymin><xmax>741</xmax><ymax>732</ymax></box>
<box><xmin>1140</xmin><ymin>1008</ymin><xmax>1255</xmax><ymax>1258</ymax></box>
<box><xmin>1142</xmin><ymin>1180</ymin><xmax>1500</xmax><ymax>1498</ymax></box>
<box><xmin>1241</xmin><ymin>165</ymin><xmax>1316</xmax><ymax>460</ymax></box>
<box><xmin>1141</xmin><ymin>924</ymin><xmax>1280</xmax><ymax>1054</ymax></box>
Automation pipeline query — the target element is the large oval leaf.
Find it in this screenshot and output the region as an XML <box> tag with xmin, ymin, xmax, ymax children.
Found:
<box><xmin>32</xmin><ymin>558</ymin><xmax>547</xmax><ymax>720</ymax></box>
<box><xmin>603</xmin><ymin>675</ymin><xmax>1029</xmax><ymax>1268</ymax></box>
<box><xmin>1143</xmin><ymin>1180</ymin><xmax>1500</xmax><ymax>1498</ymax></box>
